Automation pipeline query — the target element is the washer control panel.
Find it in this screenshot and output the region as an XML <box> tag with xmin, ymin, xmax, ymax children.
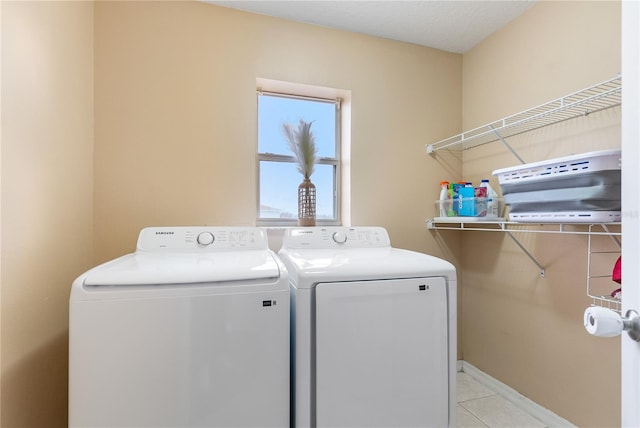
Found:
<box><xmin>282</xmin><ymin>227</ymin><xmax>391</xmax><ymax>249</ymax></box>
<box><xmin>136</xmin><ymin>227</ymin><xmax>268</xmax><ymax>251</ymax></box>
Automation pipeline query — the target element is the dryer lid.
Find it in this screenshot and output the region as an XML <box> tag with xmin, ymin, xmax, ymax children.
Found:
<box><xmin>83</xmin><ymin>250</ymin><xmax>281</xmax><ymax>286</ymax></box>
<box><xmin>279</xmin><ymin>247</ymin><xmax>456</xmax><ymax>288</ymax></box>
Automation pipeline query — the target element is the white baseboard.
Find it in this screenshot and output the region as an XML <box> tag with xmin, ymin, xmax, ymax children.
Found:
<box><xmin>457</xmin><ymin>360</ymin><xmax>577</xmax><ymax>428</ymax></box>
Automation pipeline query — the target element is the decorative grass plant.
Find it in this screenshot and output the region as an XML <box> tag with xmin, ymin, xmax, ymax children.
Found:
<box><xmin>282</xmin><ymin>120</ymin><xmax>317</xmax><ymax>180</ymax></box>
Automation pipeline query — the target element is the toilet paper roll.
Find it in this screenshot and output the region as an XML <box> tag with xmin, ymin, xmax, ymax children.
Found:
<box><xmin>584</xmin><ymin>306</ymin><xmax>623</xmax><ymax>337</ymax></box>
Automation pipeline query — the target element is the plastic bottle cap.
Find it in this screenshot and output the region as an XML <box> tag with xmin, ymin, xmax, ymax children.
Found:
<box><xmin>439</xmin><ymin>181</ymin><xmax>449</xmax><ymax>186</ymax></box>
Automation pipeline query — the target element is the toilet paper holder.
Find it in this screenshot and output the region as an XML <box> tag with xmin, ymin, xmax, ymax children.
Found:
<box><xmin>584</xmin><ymin>306</ymin><xmax>640</xmax><ymax>342</ymax></box>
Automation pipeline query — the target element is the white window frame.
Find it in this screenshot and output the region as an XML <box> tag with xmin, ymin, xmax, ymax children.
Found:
<box><xmin>256</xmin><ymin>90</ymin><xmax>342</xmax><ymax>226</ymax></box>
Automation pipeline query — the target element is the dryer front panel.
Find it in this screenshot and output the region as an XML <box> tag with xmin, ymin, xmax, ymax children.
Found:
<box><xmin>315</xmin><ymin>277</ymin><xmax>449</xmax><ymax>428</ymax></box>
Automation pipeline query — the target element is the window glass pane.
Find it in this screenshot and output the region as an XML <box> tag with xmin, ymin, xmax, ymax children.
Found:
<box><xmin>259</xmin><ymin>161</ymin><xmax>336</xmax><ymax>220</ymax></box>
<box><xmin>258</xmin><ymin>95</ymin><xmax>336</xmax><ymax>158</ymax></box>
<box><xmin>313</xmin><ymin>164</ymin><xmax>336</xmax><ymax>220</ymax></box>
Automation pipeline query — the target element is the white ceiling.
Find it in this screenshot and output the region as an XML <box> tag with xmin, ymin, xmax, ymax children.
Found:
<box><xmin>205</xmin><ymin>1</ymin><xmax>537</xmax><ymax>54</ymax></box>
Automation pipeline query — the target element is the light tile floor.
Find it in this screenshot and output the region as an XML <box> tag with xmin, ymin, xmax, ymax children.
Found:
<box><xmin>457</xmin><ymin>372</ymin><xmax>549</xmax><ymax>428</ymax></box>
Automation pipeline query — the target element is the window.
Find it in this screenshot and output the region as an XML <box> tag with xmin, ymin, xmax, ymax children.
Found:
<box><xmin>257</xmin><ymin>91</ymin><xmax>341</xmax><ymax>225</ymax></box>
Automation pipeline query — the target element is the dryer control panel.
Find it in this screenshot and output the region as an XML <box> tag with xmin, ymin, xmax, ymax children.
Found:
<box><xmin>136</xmin><ymin>227</ymin><xmax>268</xmax><ymax>252</ymax></box>
<box><xmin>282</xmin><ymin>227</ymin><xmax>391</xmax><ymax>249</ymax></box>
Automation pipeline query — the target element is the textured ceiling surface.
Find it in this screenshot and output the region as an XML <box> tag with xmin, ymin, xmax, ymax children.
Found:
<box><xmin>206</xmin><ymin>1</ymin><xmax>537</xmax><ymax>53</ymax></box>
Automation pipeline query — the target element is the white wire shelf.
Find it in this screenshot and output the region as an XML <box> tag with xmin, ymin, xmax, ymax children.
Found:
<box><xmin>426</xmin><ymin>219</ymin><xmax>621</xmax><ymax>236</ymax></box>
<box><xmin>426</xmin><ymin>220</ymin><xmax>621</xmax><ymax>277</ymax></box>
<box><xmin>426</xmin><ymin>75</ymin><xmax>622</xmax><ymax>154</ymax></box>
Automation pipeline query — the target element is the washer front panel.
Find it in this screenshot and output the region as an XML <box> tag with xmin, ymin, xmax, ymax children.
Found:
<box><xmin>70</xmin><ymin>285</ymin><xmax>289</xmax><ymax>427</ymax></box>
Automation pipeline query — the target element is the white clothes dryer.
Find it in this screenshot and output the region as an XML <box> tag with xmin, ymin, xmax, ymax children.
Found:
<box><xmin>69</xmin><ymin>227</ymin><xmax>289</xmax><ymax>428</ymax></box>
<box><xmin>278</xmin><ymin>226</ymin><xmax>457</xmax><ymax>428</ymax></box>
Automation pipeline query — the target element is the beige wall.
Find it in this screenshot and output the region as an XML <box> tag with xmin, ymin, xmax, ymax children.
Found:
<box><xmin>1</xmin><ymin>1</ymin><xmax>94</xmax><ymax>426</ymax></box>
<box><xmin>460</xmin><ymin>1</ymin><xmax>621</xmax><ymax>427</ymax></box>
<box><xmin>0</xmin><ymin>2</ymin><xmax>462</xmax><ymax>425</ymax></box>
<box><xmin>92</xmin><ymin>0</ymin><xmax>463</xmax><ymax>415</ymax></box>
<box><xmin>0</xmin><ymin>0</ymin><xmax>624</xmax><ymax>426</ymax></box>
<box><xmin>93</xmin><ymin>0</ymin><xmax>464</xmax><ymax>401</ymax></box>
<box><xmin>93</xmin><ymin>1</ymin><xmax>462</xmax><ymax>263</ymax></box>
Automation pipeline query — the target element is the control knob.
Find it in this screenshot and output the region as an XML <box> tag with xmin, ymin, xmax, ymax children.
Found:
<box><xmin>332</xmin><ymin>232</ymin><xmax>347</xmax><ymax>244</ymax></box>
<box><xmin>197</xmin><ymin>232</ymin><xmax>215</xmax><ymax>246</ymax></box>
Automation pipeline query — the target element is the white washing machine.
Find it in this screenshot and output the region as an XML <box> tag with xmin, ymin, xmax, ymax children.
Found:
<box><xmin>69</xmin><ymin>226</ymin><xmax>290</xmax><ymax>428</ymax></box>
<box><xmin>278</xmin><ymin>226</ymin><xmax>457</xmax><ymax>428</ymax></box>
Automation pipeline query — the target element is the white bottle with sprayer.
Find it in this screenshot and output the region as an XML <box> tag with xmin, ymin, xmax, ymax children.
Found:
<box><xmin>479</xmin><ymin>179</ymin><xmax>499</xmax><ymax>218</ymax></box>
<box><xmin>438</xmin><ymin>181</ymin><xmax>451</xmax><ymax>217</ymax></box>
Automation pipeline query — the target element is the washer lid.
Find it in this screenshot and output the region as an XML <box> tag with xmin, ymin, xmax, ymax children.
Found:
<box><xmin>83</xmin><ymin>250</ymin><xmax>281</xmax><ymax>286</ymax></box>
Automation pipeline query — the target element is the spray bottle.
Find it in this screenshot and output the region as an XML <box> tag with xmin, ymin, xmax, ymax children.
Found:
<box><xmin>439</xmin><ymin>181</ymin><xmax>451</xmax><ymax>217</ymax></box>
<box><xmin>479</xmin><ymin>179</ymin><xmax>499</xmax><ymax>218</ymax></box>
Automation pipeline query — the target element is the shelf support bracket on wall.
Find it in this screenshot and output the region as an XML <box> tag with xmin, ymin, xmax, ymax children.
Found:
<box><xmin>505</xmin><ymin>231</ymin><xmax>545</xmax><ymax>276</ymax></box>
<box><xmin>489</xmin><ymin>125</ymin><xmax>526</xmax><ymax>165</ymax></box>
<box><xmin>600</xmin><ymin>224</ymin><xmax>621</xmax><ymax>248</ymax></box>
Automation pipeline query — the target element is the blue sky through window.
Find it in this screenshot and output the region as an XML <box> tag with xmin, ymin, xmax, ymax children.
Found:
<box><xmin>258</xmin><ymin>95</ymin><xmax>337</xmax><ymax>220</ymax></box>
